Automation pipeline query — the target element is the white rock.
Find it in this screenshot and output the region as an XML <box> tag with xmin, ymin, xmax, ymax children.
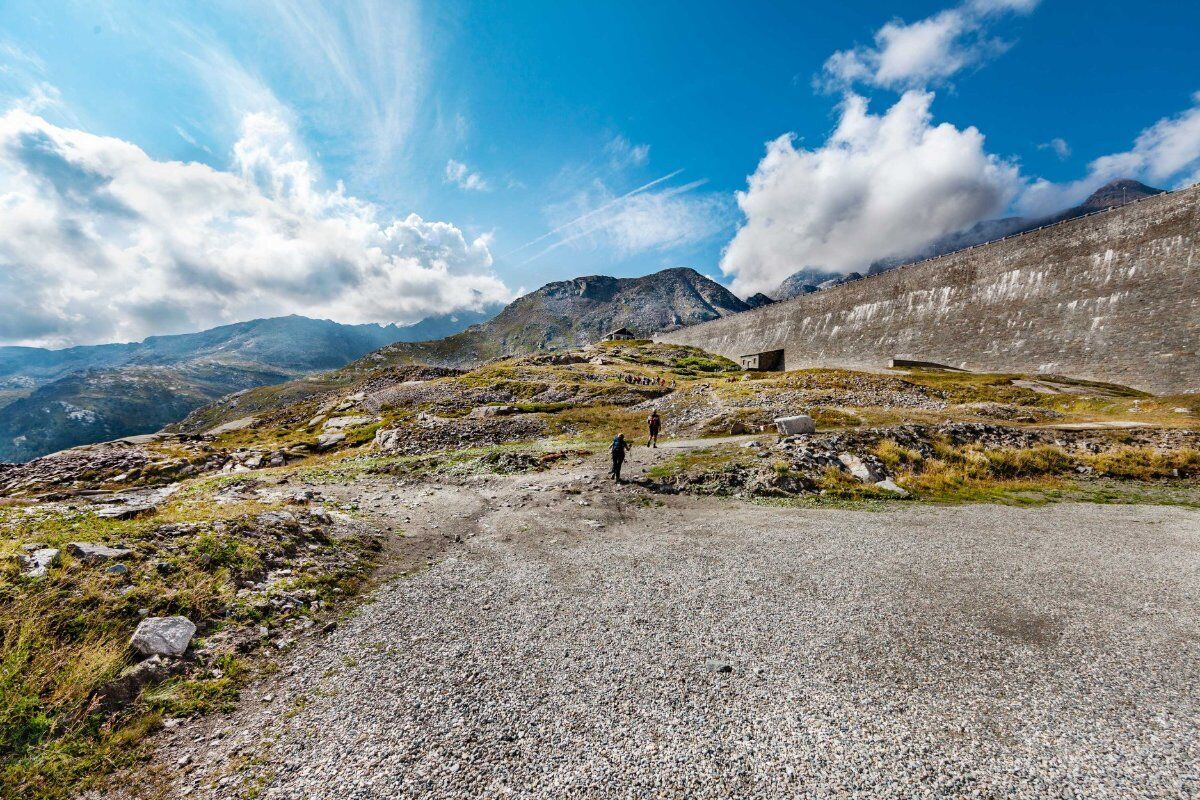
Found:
<box><xmin>19</xmin><ymin>547</ymin><xmax>60</xmax><ymax>578</ymax></box>
<box><xmin>838</xmin><ymin>453</ymin><xmax>885</xmax><ymax>483</ymax></box>
<box><xmin>130</xmin><ymin>616</ymin><xmax>196</xmax><ymax>657</ymax></box>
<box><xmin>874</xmin><ymin>479</ymin><xmax>910</xmax><ymax>497</ymax></box>
<box><xmin>316</xmin><ymin>432</ymin><xmax>346</xmax><ymax>450</ymax></box>
<box><xmin>322</xmin><ymin>415</ymin><xmax>376</xmax><ymax>432</ymax></box>
<box><xmin>774</xmin><ymin>415</ymin><xmax>815</xmax><ymax>436</ymax></box>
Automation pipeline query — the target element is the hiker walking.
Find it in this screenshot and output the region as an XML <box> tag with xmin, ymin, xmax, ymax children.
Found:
<box><xmin>646</xmin><ymin>410</ymin><xmax>661</xmax><ymax>448</ymax></box>
<box><xmin>610</xmin><ymin>433</ymin><xmax>632</xmax><ymax>482</ymax></box>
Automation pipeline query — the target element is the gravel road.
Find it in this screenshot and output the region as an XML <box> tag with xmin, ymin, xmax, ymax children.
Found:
<box><xmin>109</xmin><ymin>469</ymin><xmax>1200</xmax><ymax>799</ymax></box>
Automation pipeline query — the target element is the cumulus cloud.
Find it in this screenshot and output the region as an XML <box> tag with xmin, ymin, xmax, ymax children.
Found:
<box><xmin>444</xmin><ymin>159</ymin><xmax>489</xmax><ymax>191</ymax></box>
<box><xmin>1020</xmin><ymin>92</ymin><xmax>1200</xmax><ymax>215</ymax></box>
<box><xmin>0</xmin><ymin>110</ymin><xmax>511</xmax><ymax>347</ymax></box>
<box><xmin>822</xmin><ymin>0</ymin><xmax>1039</xmax><ymax>90</ymax></box>
<box><xmin>526</xmin><ymin>174</ymin><xmax>730</xmax><ymax>263</ymax></box>
<box><xmin>721</xmin><ymin>91</ymin><xmax>1020</xmax><ymax>296</ymax></box>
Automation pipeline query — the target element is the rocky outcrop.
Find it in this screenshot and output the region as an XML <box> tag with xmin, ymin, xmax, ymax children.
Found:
<box><xmin>67</xmin><ymin>542</ymin><xmax>133</xmax><ymax>563</ymax></box>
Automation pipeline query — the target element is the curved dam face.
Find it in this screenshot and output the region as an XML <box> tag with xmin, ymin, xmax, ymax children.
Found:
<box><xmin>657</xmin><ymin>185</ymin><xmax>1199</xmax><ymax>395</ymax></box>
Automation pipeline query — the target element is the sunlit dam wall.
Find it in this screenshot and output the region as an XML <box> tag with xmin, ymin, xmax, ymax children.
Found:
<box><xmin>658</xmin><ymin>185</ymin><xmax>1199</xmax><ymax>394</ymax></box>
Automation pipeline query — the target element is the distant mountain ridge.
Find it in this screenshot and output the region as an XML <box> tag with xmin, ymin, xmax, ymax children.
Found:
<box><xmin>0</xmin><ymin>311</ymin><xmax>499</xmax><ymax>462</ymax></box>
<box><xmin>173</xmin><ymin>267</ymin><xmax>750</xmax><ymax>433</ymax></box>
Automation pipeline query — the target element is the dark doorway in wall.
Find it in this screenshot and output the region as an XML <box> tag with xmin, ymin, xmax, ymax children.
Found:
<box><xmin>740</xmin><ymin>349</ymin><xmax>785</xmax><ymax>371</ymax></box>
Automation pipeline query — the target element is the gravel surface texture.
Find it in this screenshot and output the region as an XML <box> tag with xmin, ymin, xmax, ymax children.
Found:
<box><xmin>100</xmin><ymin>469</ymin><xmax>1200</xmax><ymax>799</ymax></box>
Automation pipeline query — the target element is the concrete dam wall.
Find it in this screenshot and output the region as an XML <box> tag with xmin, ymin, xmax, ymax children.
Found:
<box><xmin>658</xmin><ymin>185</ymin><xmax>1200</xmax><ymax>394</ymax></box>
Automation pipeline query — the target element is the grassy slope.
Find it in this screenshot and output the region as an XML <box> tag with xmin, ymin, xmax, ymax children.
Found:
<box><xmin>0</xmin><ymin>479</ymin><xmax>378</xmax><ymax>799</ymax></box>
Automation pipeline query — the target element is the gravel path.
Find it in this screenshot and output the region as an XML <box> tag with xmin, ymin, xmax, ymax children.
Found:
<box><xmin>110</xmin><ymin>472</ymin><xmax>1200</xmax><ymax>799</ymax></box>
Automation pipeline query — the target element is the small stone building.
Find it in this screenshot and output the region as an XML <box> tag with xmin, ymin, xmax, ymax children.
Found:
<box><xmin>739</xmin><ymin>349</ymin><xmax>785</xmax><ymax>371</ymax></box>
<box><xmin>603</xmin><ymin>327</ymin><xmax>636</xmax><ymax>341</ymax></box>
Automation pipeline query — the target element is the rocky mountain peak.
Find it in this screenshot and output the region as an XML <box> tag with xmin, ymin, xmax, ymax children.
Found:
<box><xmin>1078</xmin><ymin>179</ymin><xmax>1163</xmax><ymax>211</ymax></box>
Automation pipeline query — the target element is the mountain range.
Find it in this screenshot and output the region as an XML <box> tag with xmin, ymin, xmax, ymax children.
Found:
<box><xmin>0</xmin><ymin>179</ymin><xmax>1164</xmax><ymax>462</ymax></box>
<box><xmin>170</xmin><ymin>267</ymin><xmax>751</xmax><ymax>435</ymax></box>
<box><xmin>366</xmin><ymin>267</ymin><xmax>749</xmax><ymax>369</ymax></box>
<box><xmin>0</xmin><ymin>311</ymin><xmax>498</xmax><ymax>462</ymax></box>
<box><xmin>0</xmin><ymin>270</ymin><xmax>744</xmax><ymax>460</ymax></box>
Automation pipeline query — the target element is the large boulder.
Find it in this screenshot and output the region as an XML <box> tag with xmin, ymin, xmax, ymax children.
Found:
<box><xmin>130</xmin><ymin>616</ymin><xmax>196</xmax><ymax>657</ymax></box>
<box><xmin>67</xmin><ymin>542</ymin><xmax>133</xmax><ymax>563</ymax></box>
<box><xmin>322</xmin><ymin>415</ymin><xmax>376</xmax><ymax>432</ymax></box>
<box><xmin>774</xmin><ymin>415</ymin><xmax>815</xmax><ymax>436</ymax></box>
<box><xmin>315</xmin><ymin>432</ymin><xmax>346</xmax><ymax>451</ymax></box>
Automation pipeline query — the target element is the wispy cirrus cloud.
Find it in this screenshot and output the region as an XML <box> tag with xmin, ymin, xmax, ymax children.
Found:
<box><xmin>533</xmin><ymin>176</ymin><xmax>730</xmax><ymax>262</ymax></box>
<box><xmin>604</xmin><ymin>135</ymin><xmax>650</xmax><ymax>168</ymax></box>
<box><xmin>444</xmin><ymin>158</ymin><xmax>489</xmax><ymax>191</ymax></box>
<box><xmin>509</xmin><ymin>168</ymin><xmax>730</xmax><ymax>264</ymax></box>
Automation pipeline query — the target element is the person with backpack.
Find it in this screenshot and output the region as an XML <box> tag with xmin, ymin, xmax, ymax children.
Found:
<box><xmin>610</xmin><ymin>433</ymin><xmax>632</xmax><ymax>482</ymax></box>
<box><xmin>646</xmin><ymin>410</ymin><xmax>662</xmax><ymax>448</ymax></box>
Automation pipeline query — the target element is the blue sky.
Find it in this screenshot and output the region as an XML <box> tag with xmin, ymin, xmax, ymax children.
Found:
<box><xmin>1</xmin><ymin>0</ymin><xmax>1198</xmax><ymax>346</ymax></box>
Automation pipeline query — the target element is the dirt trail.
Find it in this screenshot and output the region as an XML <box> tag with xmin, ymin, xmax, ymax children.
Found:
<box><xmin>95</xmin><ymin>453</ymin><xmax>1200</xmax><ymax>799</ymax></box>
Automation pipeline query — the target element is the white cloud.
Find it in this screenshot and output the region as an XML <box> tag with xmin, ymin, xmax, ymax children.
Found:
<box><xmin>605</xmin><ymin>135</ymin><xmax>650</xmax><ymax>168</ymax></box>
<box><xmin>822</xmin><ymin>0</ymin><xmax>1039</xmax><ymax>90</ymax></box>
<box><xmin>721</xmin><ymin>91</ymin><xmax>1020</xmax><ymax>296</ymax></box>
<box><xmin>0</xmin><ymin>110</ymin><xmax>511</xmax><ymax>347</ymax></box>
<box><xmin>527</xmin><ymin>175</ymin><xmax>730</xmax><ymax>263</ymax></box>
<box><xmin>1038</xmin><ymin>137</ymin><xmax>1071</xmax><ymax>160</ymax></box>
<box><xmin>1019</xmin><ymin>92</ymin><xmax>1200</xmax><ymax>215</ymax></box>
<box><xmin>444</xmin><ymin>159</ymin><xmax>489</xmax><ymax>191</ymax></box>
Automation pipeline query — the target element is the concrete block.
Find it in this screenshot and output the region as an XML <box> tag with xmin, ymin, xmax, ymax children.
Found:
<box><xmin>774</xmin><ymin>415</ymin><xmax>815</xmax><ymax>435</ymax></box>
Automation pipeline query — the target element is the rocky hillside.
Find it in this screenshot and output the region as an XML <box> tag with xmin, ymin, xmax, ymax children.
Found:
<box><xmin>174</xmin><ymin>268</ymin><xmax>750</xmax><ymax>433</ymax></box>
<box><xmin>372</xmin><ymin>267</ymin><xmax>749</xmax><ymax>368</ymax></box>
<box><xmin>0</xmin><ymin>314</ymin><xmax>497</xmax><ymax>462</ymax></box>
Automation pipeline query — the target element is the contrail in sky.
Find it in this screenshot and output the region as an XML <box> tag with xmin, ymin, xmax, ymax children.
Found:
<box><xmin>522</xmin><ymin>178</ymin><xmax>709</xmax><ymax>264</ymax></box>
<box><xmin>504</xmin><ymin>169</ymin><xmax>684</xmax><ymax>258</ymax></box>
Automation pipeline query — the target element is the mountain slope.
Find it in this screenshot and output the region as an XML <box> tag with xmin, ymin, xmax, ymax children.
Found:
<box><xmin>173</xmin><ymin>267</ymin><xmax>749</xmax><ymax>433</ymax></box>
<box><xmin>0</xmin><ymin>312</ymin><xmax>498</xmax><ymax>462</ymax></box>
<box><xmin>366</xmin><ymin>267</ymin><xmax>750</xmax><ymax>369</ymax></box>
